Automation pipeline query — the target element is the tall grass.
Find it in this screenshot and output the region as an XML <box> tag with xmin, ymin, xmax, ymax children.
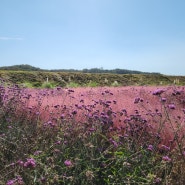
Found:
<box><xmin>0</xmin><ymin>80</ymin><xmax>185</xmax><ymax>184</ymax></box>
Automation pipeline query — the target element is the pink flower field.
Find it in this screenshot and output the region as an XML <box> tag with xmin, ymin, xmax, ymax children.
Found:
<box><xmin>1</xmin><ymin>83</ymin><xmax>185</xmax><ymax>184</ymax></box>
<box><xmin>27</xmin><ymin>86</ymin><xmax>185</xmax><ymax>139</ymax></box>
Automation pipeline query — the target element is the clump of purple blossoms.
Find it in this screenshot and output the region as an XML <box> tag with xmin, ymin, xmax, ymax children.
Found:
<box><xmin>6</xmin><ymin>180</ymin><xmax>15</xmax><ymax>185</ymax></box>
<box><xmin>17</xmin><ymin>160</ymin><xmax>24</xmax><ymax>166</ymax></box>
<box><xmin>162</xmin><ymin>156</ymin><xmax>171</xmax><ymax>162</ymax></box>
<box><xmin>24</xmin><ymin>158</ymin><xmax>36</xmax><ymax>168</ymax></box>
<box><xmin>134</xmin><ymin>97</ymin><xmax>143</xmax><ymax>104</ymax></box>
<box><xmin>34</xmin><ymin>150</ymin><xmax>42</xmax><ymax>155</ymax></box>
<box><xmin>147</xmin><ymin>144</ymin><xmax>154</xmax><ymax>151</ymax></box>
<box><xmin>64</xmin><ymin>160</ymin><xmax>72</xmax><ymax>167</ymax></box>
<box><xmin>152</xmin><ymin>89</ymin><xmax>165</xmax><ymax>95</ymax></box>
<box><xmin>161</xmin><ymin>145</ymin><xmax>170</xmax><ymax>151</ymax></box>
<box><xmin>168</xmin><ymin>104</ymin><xmax>175</xmax><ymax>110</ymax></box>
<box><xmin>6</xmin><ymin>176</ymin><xmax>23</xmax><ymax>185</ymax></box>
<box><xmin>161</xmin><ymin>97</ymin><xmax>167</xmax><ymax>102</ymax></box>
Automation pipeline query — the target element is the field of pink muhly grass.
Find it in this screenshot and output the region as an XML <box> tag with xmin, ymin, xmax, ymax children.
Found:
<box><xmin>23</xmin><ymin>85</ymin><xmax>185</xmax><ymax>146</ymax></box>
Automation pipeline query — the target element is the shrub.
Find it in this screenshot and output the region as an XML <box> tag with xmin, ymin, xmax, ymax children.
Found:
<box><xmin>41</xmin><ymin>82</ymin><xmax>54</xmax><ymax>88</ymax></box>
<box><xmin>66</xmin><ymin>82</ymin><xmax>80</xmax><ymax>88</ymax></box>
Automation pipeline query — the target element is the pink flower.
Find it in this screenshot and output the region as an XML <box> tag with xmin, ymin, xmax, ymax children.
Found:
<box><xmin>134</xmin><ymin>97</ymin><xmax>141</xmax><ymax>104</ymax></box>
<box><xmin>24</xmin><ymin>158</ymin><xmax>36</xmax><ymax>168</ymax></box>
<box><xmin>161</xmin><ymin>98</ymin><xmax>166</xmax><ymax>102</ymax></box>
<box><xmin>161</xmin><ymin>145</ymin><xmax>170</xmax><ymax>151</ymax></box>
<box><xmin>17</xmin><ymin>160</ymin><xmax>24</xmax><ymax>166</ymax></box>
<box><xmin>162</xmin><ymin>156</ymin><xmax>171</xmax><ymax>162</ymax></box>
<box><xmin>6</xmin><ymin>180</ymin><xmax>15</xmax><ymax>185</ymax></box>
<box><xmin>147</xmin><ymin>145</ymin><xmax>154</xmax><ymax>151</ymax></box>
<box><xmin>34</xmin><ymin>150</ymin><xmax>42</xmax><ymax>155</ymax></box>
<box><xmin>64</xmin><ymin>160</ymin><xmax>72</xmax><ymax>167</ymax></box>
<box><xmin>152</xmin><ymin>89</ymin><xmax>165</xmax><ymax>95</ymax></box>
<box><xmin>168</xmin><ymin>104</ymin><xmax>175</xmax><ymax>109</ymax></box>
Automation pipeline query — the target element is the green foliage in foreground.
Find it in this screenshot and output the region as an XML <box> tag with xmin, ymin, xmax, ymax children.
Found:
<box><xmin>0</xmin><ymin>114</ymin><xmax>163</xmax><ymax>185</ymax></box>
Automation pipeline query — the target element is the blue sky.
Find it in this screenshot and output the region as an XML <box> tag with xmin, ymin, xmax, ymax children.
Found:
<box><xmin>0</xmin><ymin>0</ymin><xmax>185</xmax><ymax>75</ymax></box>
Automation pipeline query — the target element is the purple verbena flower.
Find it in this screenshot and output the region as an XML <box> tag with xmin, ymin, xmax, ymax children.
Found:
<box><xmin>16</xmin><ymin>176</ymin><xmax>24</xmax><ymax>184</ymax></box>
<box><xmin>183</xmin><ymin>151</ymin><xmax>185</xmax><ymax>156</ymax></box>
<box><xmin>109</xmin><ymin>138</ymin><xmax>118</xmax><ymax>147</ymax></box>
<box><xmin>134</xmin><ymin>97</ymin><xmax>141</xmax><ymax>104</ymax></box>
<box><xmin>147</xmin><ymin>144</ymin><xmax>154</xmax><ymax>151</ymax></box>
<box><xmin>24</xmin><ymin>158</ymin><xmax>36</xmax><ymax>168</ymax></box>
<box><xmin>162</xmin><ymin>156</ymin><xmax>171</xmax><ymax>162</ymax></box>
<box><xmin>161</xmin><ymin>145</ymin><xmax>170</xmax><ymax>151</ymax></box>
<box><xmin>6</xmin><ymin>180</ymin><xmax>15</xmax><ymax>185</ymax></box>
<box><xmin>55</xmin><ymin>140</ymin><xmax>61</xmax><ymax>145</ymax></box>
<box><xmin>17</xmin><ymin>160</ymin><xmax>24</xmax><ymax>166</ymax></box>
<box><xmin>60</xmin><ymin>114</ymin><xmax>65</xmax><ymax>119</ymax></box>
<box><xmin>64</xmin><ymin>160</ymin><xmax>72</xmax><ymax>167</ymax></box>
<box><xmin>161</xmin><ymin>98</ymin><xmax>167</xmax><ymax>102</ymax></box>
<box><xmin>155</xmin><ymin>177</ymin><xmax>162</xmax><ymax>183</ymax></box>
<box><xmin>34</xmin><ymin>150</ymin><xmax>42</xmax><ymax>155</ymax></box>
<box><xmin>168</xmin><ymin>104</ymin><xmax>175</xmax><ymax>109</ymax></box>
<box><xmin>152</xmin><ymin>89</ymin><xmax>165</xmax><ymax>95</ymax></box>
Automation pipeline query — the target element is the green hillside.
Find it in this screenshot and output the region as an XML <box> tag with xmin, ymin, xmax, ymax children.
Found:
<box><xmin>0</xmin><ymin>70</ymin><xmax>184</xmax><ymax>88</ymax></box>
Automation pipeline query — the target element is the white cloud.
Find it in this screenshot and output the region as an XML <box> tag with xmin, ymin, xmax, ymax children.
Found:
<box><xmin>0</xmin><ymin>37</ymin><xmax>23</xmax><ymax>40</ymax></box>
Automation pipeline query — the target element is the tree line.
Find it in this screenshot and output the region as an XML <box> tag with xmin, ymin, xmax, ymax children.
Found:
<box><xmin>0</xmin><ymin>64</ymin><xmax>160</xmax><ymax>75</ymax></box>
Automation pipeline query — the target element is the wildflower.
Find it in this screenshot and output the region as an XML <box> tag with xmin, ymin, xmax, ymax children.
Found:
<box><xmin>40</xmin><ymin>176</ymin><xmax>46</xmax><ymax>183</ymax></box>
<box><xmin>134</xmin><ymin>97</ymin><xmax>141</xmax><ymax>104</ymax></box>
<box><xmin>168</xmin><ymin>104</ymin><xmax>175</xmax><ymax>109</ymax></box>
<box><xmin>6</xmin><ymin>177</ymin><xmax>24</xmax><ymax>185</ymax></box>
<box><xmin>57</xmin><ymin>87</ymin><xmax>61</xmax><ymax>90</ymax></box>
<box><xmin>109</xmin><ymin>138</ymin><xmax>118</xmax><ymax>147</ymax></box>
<box><xmin>24</xmin><ymin>158</ymin><xmax>36</xmax><ymax>168</ymax></box>
<box><xmin>43</xmin><ymin>121</ymin><xmax>55</xmax><ymax>127</ymax></box>
<box><xmin>68</xmin><ymin>89</ymin><xmax>74</xmax><ymax>93</ymax></box>
<box><xmin>54</xmin><ymin>104</ymin><xmax>60</xmax><ymax>108</ymax></box>
<box><xmin>161</xmin><ymin>145</ymin><xmax>170</xmax><ymax>151</ymax></box>
<box><xmin>55</xmin><ymin>140</ymin><xmax>61</xmax><ymax>145</ymax></box>
<box><xmin>9</xmin><ymin>162</ymin><xmax>15</xmax><ymax>167</ymax></box>
<box><xmin>89</xmin><ymin>127</ymin><xmax>96</xmax><ymax>132</ymax></box>
<box><xmin>64</xmin><ymin>160</ymin><xmax>72</xmax><ymax>167</ymax></box>
<box><xmin>17</xmin><ymin>160</ymin><xmax>24</xmax><ymax>166</ymax></box>
<box><xmin>172</xmin><ymin>90</ymin><xmax>181</xmax><ymax>96</ymax></box>
<box><xmin>147</xmin><ymin>145</ymin><xmax>154</xmax><ymax>151</ymax></box>
<box><xmin>71</xmin><ymin>110</ymin><xmax>77</xmax><ymax>115</ymax></box>
<box><xmin>152</xmin><ymin>89</ymin><xmax>165</xmax><ymax>95</ymax></box>
<box><xmin>154</xmin><ymin>177</ymin><xmax>162</xmax><ymax>184</ymax></box>
<box><xmin>16</xmin><ymin>176</ymin><xmax>24</xmax><ymax>184</ymax></box>
<box><xmin>60</xmin><ymin>114</ymin><xmax>65</xmax><ymax>119</ymax></box>
<box><xmin>6</xmin><ymin>180</ymin><xmax>15</xmax><ymax>185</ymax></box>
<box><xmin>113</xmin><ymin>100</ymin><xmax>117</xmax><ymax>104</ymax></box>
<box><xmin>162</xmin><ymin>156</ymin><xmax>171</xmax><ymax>162</ymax></box>
<box><xmin>183</xmin><ymin>151</ymin><xmax>185</xmax><ymax>156</ymax></box>
<box><xmin>34</xmin><ymin>150</ymin><xmax>42</xmax><ymax>155</ymax></box>
<box><xmin>7</xmin><ymin>125</ymin><xmax>12</xmax><ymax>129</ymax></box>
<box><xmin>161</xmin><ymin>98</ymin><xmax>166</xmax><ymax>102</ymax></box>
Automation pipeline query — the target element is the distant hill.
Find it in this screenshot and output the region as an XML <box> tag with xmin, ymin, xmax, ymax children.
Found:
<box><xmin>0</xmin><ymin>64</ymin><xmax>160</xmax><ymax>75</ymax></box>
<box><xmin>0</xmin><ymin>64</ymin><xmax>43</xmax><ymax>71</ymax></box>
